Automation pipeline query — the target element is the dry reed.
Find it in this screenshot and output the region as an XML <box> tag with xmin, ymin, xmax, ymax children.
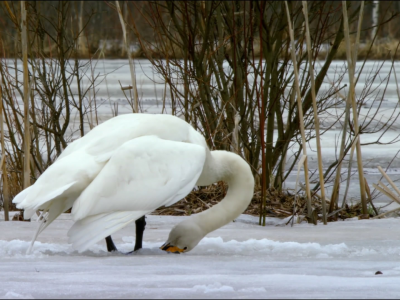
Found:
<box><xmin>0</xmin><ymin>79</ymin><xmax>9</xmax><ymax>221</ymax></box>
<box><xmin>284</xmin><ymin>1</ymin><xmax>313</xmax><ymax>222</ymax></box>
<box><xmin>302</xmin><ymin>1</ymin><xmax>327</xmax><ymax>225</ymax></box>
<box><xmin>21</xmin><ymin>1</ymin><xmax>30</xmax><ymax>190</ymax></box>
<box><xmin>342</xmin><ymin>1</ymin><xmax>368</xmax><ymax>214</ymax></box>
<box><xmin>116</xmin><ymin>0</ymin><xmax>139</xmax><ymax>113</ymax></box>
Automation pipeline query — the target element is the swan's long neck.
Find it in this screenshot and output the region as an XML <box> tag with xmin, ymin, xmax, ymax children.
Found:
<box><xmin>191</xmin><ymin>150</ymin><xmax>254</xmax><ymax>236</ymax></box>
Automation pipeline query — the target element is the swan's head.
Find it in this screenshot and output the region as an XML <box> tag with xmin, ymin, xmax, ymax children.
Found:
<box><xmin>160</xmin><ymin>221</ymin><xmax>204</xmax><ymax>253</ymax></box>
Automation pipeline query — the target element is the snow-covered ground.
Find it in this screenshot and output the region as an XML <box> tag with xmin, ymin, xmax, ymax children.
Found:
<box><xmin>1</xmin><ymin>213</ymin><xmax>400</xmax><ymax>299</ymax></box>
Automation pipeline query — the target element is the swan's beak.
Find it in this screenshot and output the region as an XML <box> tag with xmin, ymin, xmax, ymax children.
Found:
<box><xmin>160</xmin><ymin>243</ymin><xmax>184</xmax><ymax>253</ymax></box>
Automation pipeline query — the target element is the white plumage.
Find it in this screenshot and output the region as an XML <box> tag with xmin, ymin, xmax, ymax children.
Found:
<box><xmin>13</xmin><ymin>113</ymin><xmax>254</xmax><ymax>253</ymax></box>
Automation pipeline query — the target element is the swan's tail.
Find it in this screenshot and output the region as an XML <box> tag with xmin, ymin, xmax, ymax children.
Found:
<box><xmin>68</xmin><ymin>211</ymin><xmax>148</xmax><ymax>252</ymax></box>
<box><xmin>12</xmin><ymin>185</ymin><xmax>33</xmax><ymax>205</ymax></box>
<box><xmin>13</xmin><ymin>181</ymin><xmax>78</xmax><ymax>254</ymax></box>
<box><xmin>12</xmin><ymin>151</ymin><xmax>106</xmax><ymax>253</ymax></box>
<box><xmin>26</xmin><ymin>196</ymin><xmax>76</xmax><ymax>254</ymax></box>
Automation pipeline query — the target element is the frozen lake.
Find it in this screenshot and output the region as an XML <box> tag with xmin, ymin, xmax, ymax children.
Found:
<box><xmin>2</xmin><ymin>59</ymin><xmax>400</xmax><ymax>206</ymax></box>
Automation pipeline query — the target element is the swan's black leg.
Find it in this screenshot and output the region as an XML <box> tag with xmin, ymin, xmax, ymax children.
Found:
<box><xmin>133</xmin><ymin>216</ymin><xmax>146</xmax><ymax>251</ymax></box>
<box><xmin>105</xmin><ymin>216</ymin><xmax>146</xmax><ymax>253</ymax></box>
<box><xmin>105</xmin><ymin>235</ymin><xmax>118</xmax><ymax>252</ymax></box>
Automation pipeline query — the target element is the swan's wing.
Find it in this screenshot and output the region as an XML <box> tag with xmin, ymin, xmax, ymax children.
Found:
<box><xmin>68</xmin><ymin>135</ymin><xmax>206</xmax><ymax>251</ymax></box>
<box><xmin>71</xmin><ymin>135</ymin><xmax>206</xmax><ymax>220</ymax></box>
<box><xmin>16</xmin><ymin>115</ymin><xmax>151</xmax><ymax>216</ymax></box>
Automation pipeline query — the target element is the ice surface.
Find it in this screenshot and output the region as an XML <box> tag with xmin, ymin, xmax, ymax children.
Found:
<box><xmin>1</xmin><ymin>213</ymin><xmax>400</xmax><ymax>299</ymax></box>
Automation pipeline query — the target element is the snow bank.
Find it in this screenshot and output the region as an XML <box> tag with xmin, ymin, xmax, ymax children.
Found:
<box><xmin>0</xmin><ymin>240</ymin><xmax>106</xmax><ymax>258</ymax></box>
<box><xmin>2</xmin><ymin>235</ymin><xmax>398</xmax><ymax>260</ymax></box>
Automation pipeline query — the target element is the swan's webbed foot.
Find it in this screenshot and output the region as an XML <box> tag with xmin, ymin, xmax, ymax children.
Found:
<box><xmin>104</xmin><ymin>215</ymin><xmax>146</xmax><ymax>254</ymax></box>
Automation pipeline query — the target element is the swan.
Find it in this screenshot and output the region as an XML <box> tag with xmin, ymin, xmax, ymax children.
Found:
<box><xmin>13</xmin><ymin>113</ymin><xmax>254</xmax><ymax>253</ymax></box>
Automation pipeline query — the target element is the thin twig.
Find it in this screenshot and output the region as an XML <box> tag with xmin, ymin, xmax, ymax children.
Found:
<box><xmin>372</xmin><ymin>183</ymin><xmax>400</xmax><ymax>205</ymax></box>
<box><xmin>377</xmin><ymin>166</ymin><xmax>400</xmax><ymax>197</ymax></box>
<box><xmin>372</xmin><ymin>207</ymin><xmax>400</xmax><ymax>219</ymax></box>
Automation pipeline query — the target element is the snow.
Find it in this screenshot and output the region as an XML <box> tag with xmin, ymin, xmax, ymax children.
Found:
<box><xmin>1</xmin><ymin>213</ymin><xmax>400</xmax><ymax>298</ymax></box>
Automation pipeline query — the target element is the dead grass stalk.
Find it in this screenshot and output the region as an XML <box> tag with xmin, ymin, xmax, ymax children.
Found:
<box><xmin>284</xmin><ymin>1</ymin><xmax>313</xmax><ymax>222</ymax></box>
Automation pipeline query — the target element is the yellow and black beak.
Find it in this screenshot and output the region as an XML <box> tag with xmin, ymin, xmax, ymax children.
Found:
<box><xmin>160</xmin><ymin>243</ymin><xmax>185</xmax><ymax>254</ymax></box>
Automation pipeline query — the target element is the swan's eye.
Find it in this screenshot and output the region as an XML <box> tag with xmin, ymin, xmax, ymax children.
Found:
<box><xmin>183</xmin><ymin>247</ymin><xmax>187</xmax><ymax>250</ymax></box>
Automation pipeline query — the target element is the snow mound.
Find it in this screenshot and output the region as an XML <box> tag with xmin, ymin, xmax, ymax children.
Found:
<box><xmin>193</xmin><ymin>282</ymin><xmax>235</xmax><ymax>293</ymax></box>
<box><xmin>238</xmin><ymin>287</ymin><xmax>268</xmax><ymax>293</ymax></box>
<box><xmin>0</xmin><ymin>292</ymin><xmax>34</xmax><ymax>299</ymax></box>
<box><xmin>193</xmin><ymin>237</ymin><xmax>349</xmax><ymax>257</ymax></box>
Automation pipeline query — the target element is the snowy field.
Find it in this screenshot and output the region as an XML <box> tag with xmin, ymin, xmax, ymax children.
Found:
<box><xmin>1</xmin><ymin>213</ymin><xmax>400</xmax><ymax>299</ymax></box>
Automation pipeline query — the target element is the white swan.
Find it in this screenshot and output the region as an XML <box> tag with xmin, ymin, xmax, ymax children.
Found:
<box><xmin>13</xmin><ymin>113</ymin><xmax>254</xmax><ymax>253</ymax></box>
